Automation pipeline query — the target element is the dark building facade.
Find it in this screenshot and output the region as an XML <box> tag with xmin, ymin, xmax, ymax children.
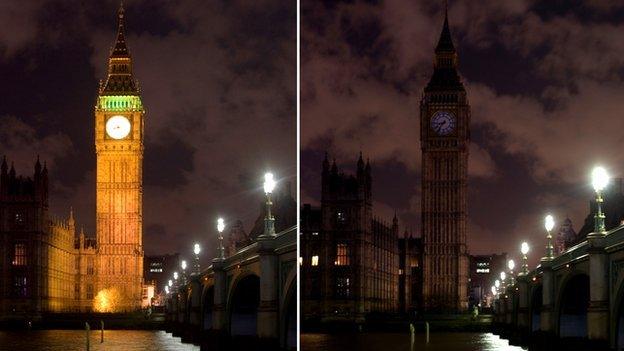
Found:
<box><xmin>301</xmin><ymin>154</ymin><xmax>399</xmax><ymax>323</ymax></box>
<box><xmin>398</xmin><ymin>235</ymin><xmax>423</xmax><ymax>313</ymax></box>
<box><xmin>420</xmin><ymin>8</ymin><xmax>470</xmax><ymax>312</ymax></box>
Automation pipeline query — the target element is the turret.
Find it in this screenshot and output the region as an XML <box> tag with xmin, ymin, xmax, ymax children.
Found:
<box><xmin>1</xmin><ymin>156</ymin><xmax>7</xmax><ymax>195</ymax></box>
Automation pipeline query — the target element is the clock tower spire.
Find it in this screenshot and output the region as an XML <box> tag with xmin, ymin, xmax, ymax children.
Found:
<box><xmin>420</xmin><ymin>6</ymin><xmax>470</xmax><ymax>312</ymax></box>
<box><xmin>94</xmin><ymin>3</ymin><xmax>145</xmax><ymax>311</ymax></box>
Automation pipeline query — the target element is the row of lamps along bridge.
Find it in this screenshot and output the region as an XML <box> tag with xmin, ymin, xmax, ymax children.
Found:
<box><xmin>164</xmin><ymin>172</ymin><xmax>277</xmax><ymax>295</ymax></box>
<box><xmin>492</xmin><ymin>166</ymin><xmax>609</xmax><ymax>298</ymax></box>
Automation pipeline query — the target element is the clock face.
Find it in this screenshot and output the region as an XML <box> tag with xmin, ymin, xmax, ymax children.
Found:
<box><xmin>106</xmin><ymin>115</ymin><xmax>131</xmax><ymax>139</ymax></box>
<box><xmin>430</xmin><ymin>111</ymin><xmax>456</xmax><ymax>136</ymax></box>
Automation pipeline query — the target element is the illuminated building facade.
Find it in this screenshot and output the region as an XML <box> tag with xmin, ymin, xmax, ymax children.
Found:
<box><xmin>301</xmin><ymin>154</ymin><xmax>400</xmax><ymax>323</ymax></box>
<box><xmin>0</xmin><ymin>4</ymin><xmax>145</xmax><ymax>318</ymax></box>
<box><xmin>0</xmin><ymin>158</ymin><xmax>97</xmax><ymax>318</ymax></box>
<box><xmin>94</xmin><ymin>3</ymin><xmax>145</xmax><ymax>312</ymax></box>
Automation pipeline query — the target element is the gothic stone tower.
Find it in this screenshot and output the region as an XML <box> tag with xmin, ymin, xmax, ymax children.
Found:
<box><xmin>94</xmin><ymin>4</ymin><xmax>144</xmax><ymax>311</ymax></box>
<box><xmin>420</xmin><ymin>10</ymin><xmax>469</xmax><ymax>311</ymax></box>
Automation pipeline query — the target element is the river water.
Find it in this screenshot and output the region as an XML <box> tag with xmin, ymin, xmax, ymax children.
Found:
<box><xmin>0</xmin><ymin>330</ymin><xmax>199</xmax><ymax>351</ymax></box>
<box><xmin>301</xmin><ymin>332</ymin><xmax>527</xmax><ymax>351</ymax></box>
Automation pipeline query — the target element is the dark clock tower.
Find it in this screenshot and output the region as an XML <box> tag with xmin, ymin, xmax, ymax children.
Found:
<box><xmin>420</xmin><ymin>9</ymin><xmax>470</xmax><ymax>311</ymax></box>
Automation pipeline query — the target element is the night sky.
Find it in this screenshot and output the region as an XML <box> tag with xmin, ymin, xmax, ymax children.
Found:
<box><xmin>0</xmin><ymin>0</ymin><xmax>295</xmax><ymax>262</ymax></box>
<box><xmin>301</xmin><ymin>0</ymin><xmax>624</xmax><ymax>267</ymax></box>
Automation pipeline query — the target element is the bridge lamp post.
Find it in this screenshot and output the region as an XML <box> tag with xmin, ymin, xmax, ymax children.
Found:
<box><xmin>193</xmin><ymin>243</ymin><xmax>201</xmax><ymax>275</ymax></box>
<box><xmin>520</xmin><ymin>242</ymin><xmax>530</xmax><ymax>275</ymax></box>
<box><xmin>262</xmin><ymin>172</ymin><xmax>277</xmax><ymax>237</ymax></box>
<box><xmin>217</xmin><ymin>217</ymin><xmax>226</xmax><ymax>260</ymax></box>
<box><xmin>507</xmin><ymin>259</ymin><xmax>515</xmax><ymax>285</ymax></box>
<box><xmin>494</xmin><ymin>279</ymin><xmax>500</xmax><ymax>296</ymax></box>
<box><xmin>164</xmin><ymin>285</ymin><xmax>169</xmax><ymax>295</ymax></box>
<box><xmin>181</xmin><ymin>260</ymin><xmax>187</xmax><ymax>285</ymax></box>
<box><xmin>544</xmin><ymin>214</ymin><xmax>555</xmax><ymax>260</ymax></box>
<box><xmin>500</xmin><ymin>271</ymin><xmax>506</xmax><ymax>290</ymax></box>
<box><xmin>173</xmin><ymin>271</ymin><xmax>179</xmax><ymax>291</ymax></box>
<box><xmin>591</xmin><ymin>166</ymin><xmax>609</xmax><ymax>235</ymax></box>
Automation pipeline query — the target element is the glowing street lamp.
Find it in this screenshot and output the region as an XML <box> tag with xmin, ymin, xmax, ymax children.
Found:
<box><xmin>495</xmin><ymin>279</ymin><xmax>500</xmax><ymax>294</ymax></box>
<box><xmin>217</xmin><ymin>217</ymin><xmax>226</xmax><ymax>260</ymax></box>
<box><xmin>181</xmin><ymin>260</ymin><xmax>187</xmax><ymax>285</ymax></box>
<box><xmin>193</xmin><ymin>243</ymin><xmax>201</xmax><ymax>274</ymax></box>
<box><xmin>500</xmin><ymin>271</ymin><xmax>506</xmax><ymax>290</ymax></box>
<box><xmin>168</xmin><ymin>280</ymin><xmax>173</xmax><ymax>288</ymax></box>
<box><xmin>262</xmin><ymin>172</ymin><xmax>277</xmax><ymax>237</ymax></box>
<box><xmin>520</xmin><ymin>242</ymin><xmax>530</xmax><ymax>275</ymax></box>
<box><xmin>165</xmin><ymin>286</ymin><xmax>169</xmax><ymax>294</ymax></box>
<box><xmin>591</xmin><ymin>166</ymin><xmax>609</xmax><ymax>234</ymax></box>
<box><xmin>543</xmin><ymin>214</ymin><xmax>555</xmax><ymax>260</ymax></box>
<box><xmin>173</xmin><ymin>271</ymin><xmax>178</xmax><ymax>280</ymax></box>
<box><xmin>508</xmin><ymin>259</ymin><xmax>515</xmax><ymax>285</ymax></box>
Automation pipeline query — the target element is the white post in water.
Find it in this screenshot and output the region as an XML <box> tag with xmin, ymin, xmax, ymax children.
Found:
<box><xmin>425</xmin><ymin>322</ymin><xmax>430</xmax><ymax>344</ymax></box>
<box><xmin>101</xmin><ymin>320</ymin><xmax>104</xmax><ymax>343</ymax></box>
<box><xmin>85</xmin><ymin>322</ymin><xmax>90</xmax><ymax>351</ymax></box>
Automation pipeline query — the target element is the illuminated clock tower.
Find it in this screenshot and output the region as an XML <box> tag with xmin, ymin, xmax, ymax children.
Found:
<box><xmin>94</xmin><ymin>4</ymin><xmax>144</xmax><ymax>311</ymax></box>
<box><xmin>420</xmin><ymin>9</ymin><xmax>469</xmax><ymax>312</ymax></box>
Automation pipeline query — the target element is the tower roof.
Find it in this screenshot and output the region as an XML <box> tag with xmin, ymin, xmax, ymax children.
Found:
<box><xmin>100</xmin><ymin>1</ymin><xmax>139</xmax><ymax>96</ymax></box>
<box><xmin>435</xmin><ymin>8</ymin><xmax>456</xmax><ymax>54</ymax></box>
<box><xmin>111</xmin><ymin>2</ymin><xmax>129</xmax><ymax>58</ymax></box>
<box><xmin>424</xmin><ymin>6</ymin><xmax>464</xmax><ymax>93</ymax></box>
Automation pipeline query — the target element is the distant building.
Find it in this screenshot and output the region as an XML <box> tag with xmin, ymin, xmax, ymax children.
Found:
<box><xmin>555</xmin><ymin>217</ymin><xmax>577</xmax><ymax>254</ymax></box>
<box><xmin>469</xmin><ymin>253</ymin><xmax>507</xmax><ymax>308</ymax></box>
<box><xmin>301</xmin><ymin>154</ymin><xmax>399</xmax><ymax>324</ymax></box>
<box><xmin>144</xmin><ymin>254</ymin><xmax>180</xmax><ymax>295</ymax></box>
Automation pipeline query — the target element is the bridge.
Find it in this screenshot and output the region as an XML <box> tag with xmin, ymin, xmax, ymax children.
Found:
<box><xmin>493</xmin><ymin>222</ymin><xmax>624</xmax><ymax>349</ymax></box>
<box><xmin>164</xmin><ymin>225</ymin><xmax>297</xmax><ymax>351</ymax></box>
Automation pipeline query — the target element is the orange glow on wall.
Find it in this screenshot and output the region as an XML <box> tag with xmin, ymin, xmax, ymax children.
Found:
<box><xmin>93</xmin><ymin>288</ymin><xmax>122</xmax><ymax>312</ymax></box>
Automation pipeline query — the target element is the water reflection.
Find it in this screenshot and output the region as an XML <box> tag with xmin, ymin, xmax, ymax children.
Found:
<box><xmin>0</xmin><ymin>330</ymin><xmax>199</xmax><ymax>351</ymax></box>
<box><xmin>302</xmin><ymin>332</ymin><xmax>527</xmax><ymax>351</ymax></box>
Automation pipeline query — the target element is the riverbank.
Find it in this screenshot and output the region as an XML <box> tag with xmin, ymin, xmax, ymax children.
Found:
<box><xmin>0</xmin><ymin>312</ymin><xmax>165</xmax><ymax>330</ymax></box>
<box><xmin>302</xmin><ymin>314</ymin><xmax>493</xmax><ymax>333</ymax></box>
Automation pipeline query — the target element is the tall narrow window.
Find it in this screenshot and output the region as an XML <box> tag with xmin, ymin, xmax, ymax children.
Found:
<box><xmin>87</xmin><ymin>284</ymin><xmax>94</xmax><ymax>299</ymax></box>
<box><xmin>336</xmin><ymin>277</ymin><xmax>351</xmax><ymax>298</ymax></box>
<box><xmin>335</xmin><ymin>244</ymin><xmax>349</xmax><ymax>266</ymax></box>
<box><xmin>311</xmin><ymin>255</ymin><xmax>319</xmax><ymax>266</ymax></box>
<box><xmin>12</xmin><ymin>243</ymin><xmax>26</xmax><ymax>266</ymax></box>
<box><xmin>13</xmin><ymin>276</ymin><xmax>27</xmax><ymax>297</ymax></box>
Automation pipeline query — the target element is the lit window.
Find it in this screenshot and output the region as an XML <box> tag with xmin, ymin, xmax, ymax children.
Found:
<box><xmin>335</xmin><ymin>244</ymin><xmax>349</xmax><ymax>266</ymax></box>
<box><xmin>13</xmin><ymin>276</ymin><xmax>27</xmax><ymax>297</ymax></box>
<box><xmin>312</xmin><ymin>232</ymin><xmax>319</xmax><ymax>236</ymax></box>
<box><xmin>336</xmin><ymin>277</ymin><xmax>350</xmax><ymax>298</ymax></box>
<box><xmin>87</xmin><ymin>258</ymin><xmax>94</xmax><ymax>275</ymax></box>
<box><xmin>476</xmin><ymin>268</ymin><xmax>490</xmax><ymax>273</ymax></box>
<box><xmin>337</xmin><ymin>211</ymin><xmax>346</xmax><ymax>223</ymax></box>
<box><xmin>12</xmin><ymin>243</ymin><xmax>26</xmax><ymax>266</ymax></box>
<box><xmin>311</xmin><ymin>255</ymin><xmax>319</xmax><ymax>266</ymax></box>
<box><xmin>14</xmin><ymin>212</ymin><xmax>23</xmax><ymax>225</ymax></box>
<box><xmin>87</xmin><ymin>284</ymin><xmax>94</xmax><ymax>299</ymax></box>
<box><xmin>298</xmin><ymin>257</ymin><xmax>303</xmax><ymax>265</ymax></box>
<box><xmin>399</xmin><ymin>269</ymin><xmax>404</xmax><ymax>275</ymax></box>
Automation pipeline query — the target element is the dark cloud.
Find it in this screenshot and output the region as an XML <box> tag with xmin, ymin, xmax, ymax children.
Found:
<box><xmin>301</xmin><ymin>0</ymin><xmax>624</xmax><ymax>268</ymax></box>
<box><xmin>0</xmin><ymin>0</ymin><xmax>295</xmax><ymax>265</ymax></box>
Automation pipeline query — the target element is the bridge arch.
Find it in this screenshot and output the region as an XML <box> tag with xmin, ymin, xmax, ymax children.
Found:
<box><xmin>555</xmin><ymin>271</ymin><xmax>589</xmax><ymax>338</ymax></box>
<box><xmin>529</xmin><ymin>283</ymin><xmax>543</xmax><ymax>332</ymax></box>
<box><xmin>611</xmin><ymin>277</ymin><xmax>624</xmax><ymax>348</ymax></box>
<box><xmin>201</xmin><ymin>284</ymin><xmax>215</xmax><ymax>330</ymax></box>
<box><xmin>280</xmin><ymin>266</ymin><xmax>297</xmax><ymax>349</ymax></box>
<box><xmin>227</xmin><ymin>271</ymin><xmax>261</xmax><ymax>337</ymax></box>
